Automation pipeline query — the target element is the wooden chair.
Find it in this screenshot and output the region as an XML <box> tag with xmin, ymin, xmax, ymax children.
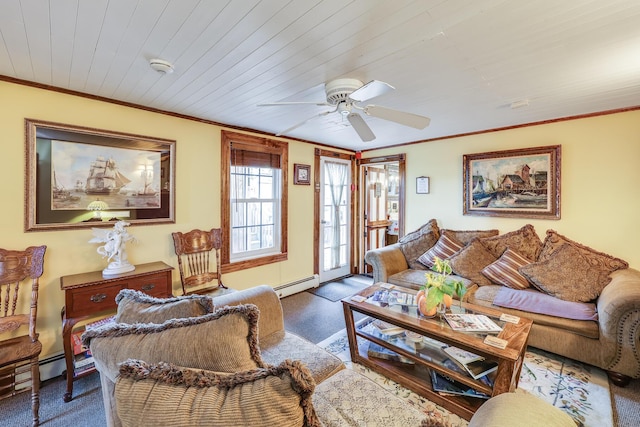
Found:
<box><xmin>172</xmin><ymin>229</ymin><xmax>229</xmax><ymax>296</ymax></box>
<box><xmin>0</xmin><ymin>245</ymin><xmax>46</xmax><ymax>427</ymax></box>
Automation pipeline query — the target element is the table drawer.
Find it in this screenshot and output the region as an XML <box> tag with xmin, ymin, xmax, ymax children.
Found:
<box><xmin>128</xmin><ymin>273</ymin><xmax>170</xmax><ymax>297</ymax></box>
<box><xmin>68</xmin><ymin>283</ymin><xmax>124</xmax><ymax>317</ymax></box>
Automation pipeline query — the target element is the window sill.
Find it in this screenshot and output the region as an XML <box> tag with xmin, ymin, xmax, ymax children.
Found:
<box><xmin>222</xmin><ymin>253</ymin><xmax>288</xmax><ymax>273</ymax></box>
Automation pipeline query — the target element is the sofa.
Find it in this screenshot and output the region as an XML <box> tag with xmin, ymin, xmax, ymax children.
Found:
<box><xmin>364</xmin><ymin>219</ymin><xmax>640</xmax><ymax>386</ymax></box>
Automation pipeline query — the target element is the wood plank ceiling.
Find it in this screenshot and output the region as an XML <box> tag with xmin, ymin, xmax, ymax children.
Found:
<box><xmin>1</xmin><ymin>0</ymin><xmax>639</xmax><ymax>151</ymax></box>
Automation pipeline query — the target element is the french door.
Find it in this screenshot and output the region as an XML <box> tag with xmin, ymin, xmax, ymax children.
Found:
<box><xmin>318</xmin><ymin>157</ymin><xmax>351</xmax><ymax>282</ymax></box>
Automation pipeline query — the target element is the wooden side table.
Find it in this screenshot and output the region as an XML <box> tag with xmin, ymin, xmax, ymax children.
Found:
<box><xmin>60</xmin><ymin>261</ymin><xmax>173</xmax><ymax>402</ymax></box>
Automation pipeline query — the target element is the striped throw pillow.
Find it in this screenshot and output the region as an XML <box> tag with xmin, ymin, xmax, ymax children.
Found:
<box><xmin>417</xmin><ymin>234</ymin><xmax>464</xmax><ymax>268</ymax></box>
<box><xmin>481</xmin><ymin>248</ymin><xmax>531</xmax><ymax>289</ymax></box>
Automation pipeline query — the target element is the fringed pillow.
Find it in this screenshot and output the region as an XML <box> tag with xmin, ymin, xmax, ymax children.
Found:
<box><xmin>115</xmin><ymin>359</ymin><xmax>321</xmax><ymax>427</ymax></box>
<box><xmin>481</xmin><ymin>224</ymin><xmax>543</xmax><ymax>262</ymax></box>
<box><xmin>441</xmin><ymin>229</ymin><xmax>499</xmax><ymax>245</ymax></box>
<box><xmin>83</xmin><ymin>304</ymin><xmax>264</xmax><ymax>381</ymax></box>
<box><xmin>399</xmin><ymin>219</ymin><xmax>440</xmax><ymax>270</ymax></box>
<box><xmin>447</xmin><ymin>238</ymin><xmax>497</xmax><ymax>287</ymax></box>
<box><xmin>115</xmin><ymin>289</ymin><xmax>214</xmax><ymax>324</ymax></box>
<box><xmin>520</xmin><ymin>244</ymin><xmax>612</xmax><ymax>302</ymax></box>
<box><xmin>537</xmin><ymin>230</ymin><xmax>628</xmax><ymax>291</ymax></box>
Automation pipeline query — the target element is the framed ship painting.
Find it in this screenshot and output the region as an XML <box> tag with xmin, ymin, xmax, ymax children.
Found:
<box><xmin>463</xmin><ymin>145</ymin><xmax>561</xmax><ymax>219</ymax></box>
<box><xmin>25</xmin><ymin>119</ymin><xmax>176</xmax><ymax>231</ymax></box>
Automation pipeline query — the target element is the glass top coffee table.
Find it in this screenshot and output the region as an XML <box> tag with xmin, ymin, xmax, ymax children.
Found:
<box><xmin>342</xmin><ymin>282</ymin><xmax>533</xmax><ymax>421</ymax></box>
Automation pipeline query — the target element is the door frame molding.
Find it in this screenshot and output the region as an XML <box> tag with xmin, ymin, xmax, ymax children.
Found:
<box><xmin>313</xmin><ymin>148</ymin><xmax>355</xmax><ymax>276</ymax></box>
<box><xmin>357</xmin><ymin>154</ymin><xmax>406</xmax><ymax>273</ymax></box>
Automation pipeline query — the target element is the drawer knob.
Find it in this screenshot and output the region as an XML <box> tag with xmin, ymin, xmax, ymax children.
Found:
<box><xmin>90</xmin><ymin>293</ymin><xmax>107</xmax><ymax>303</ymax></box>
<box><xmin>141</xmin><ymin>284</ymin><xmax>155</xmax><ymax>291</ymax></box>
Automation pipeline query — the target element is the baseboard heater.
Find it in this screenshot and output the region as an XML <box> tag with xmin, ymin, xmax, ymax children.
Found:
<box><xmin>39</xmin><ymin>353</ymin><xmax>66</xmax><ymax>382</ymax></box>
<box><xmin>274</xmin><ymin>274</ymin><xmax>319</xmax><ymax>298</ymax></box>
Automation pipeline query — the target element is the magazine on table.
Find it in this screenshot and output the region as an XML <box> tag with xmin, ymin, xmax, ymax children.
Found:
<box><xmin>429</xmin><ymin>370</ymin><xmax>490</xmax><ymax>400</ymax></box>
<box><xmin>368</xmin><ymin>289</ymin><xmax>417</xmax><ymax>307</ymax></box>
<box><xmin>443</xmin><ymin>314</ymin><xmax>503</xmax><ymax>333</ymax></box>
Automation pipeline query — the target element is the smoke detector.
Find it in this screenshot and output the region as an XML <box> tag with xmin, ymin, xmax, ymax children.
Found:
<box><xmin>149</xmin><ymin>59</ymin><xmax>174</xmax><ymax>74</ymax></box>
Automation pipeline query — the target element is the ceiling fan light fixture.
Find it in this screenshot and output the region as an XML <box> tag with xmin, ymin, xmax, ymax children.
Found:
<box><xmin>149</xmin><ymin>58</ymin><xmax>174</xmax><ymax>74</ymax></box>
<box><xmin>337</xmin><ymin>102</ymin><xmax>351</xmax><ymax>116</ymax></box>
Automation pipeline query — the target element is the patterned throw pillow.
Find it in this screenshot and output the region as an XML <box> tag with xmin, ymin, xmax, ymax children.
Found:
<box><xmin>537</xmin><ymin>230</ymin><xmax>628</xmax><ymax>290</ymax></box>
<box><xmin>115</xmin><ymin>289</ymin><xmax>214</xmax><ymax>324</ymax></box>
<box><xmin>115</xmin><ymin>359</ymin><xmax>319</xmax><ymax>427</ymax></box>
<box><xmin>417</xmin><ymin>233</ymin><xmax>464</xmax><ymax>268</ymax></box>
<box><xmin>441</xmin><ymin>229</ymin><xmax>499</xmax><ymax>245</ymax></box>
<box><xmin>481</xmin><ymin>248</ymin><xmax>532</xmax><ymax>289</ymax></box>
<box><xmin>447</xmin><ymin>238</ymin><xmax>497</xmax><ymax>287</ymax></box>
<box><xmin>83</xmin><ymin>304</ymin><xmax>265</xmax><ymax>381</ymax></box>
<box><xmin>519</xmin><ymin>244</ymin><xmax>612</xmax><ymax>302</ymax></box>
<box><xmin>398</xmin><ymin>219</ymin><xmax>440</xmax><ymax>270</ymax></box>
<box><xmin>481</xmin><ymin>224</ymin><xmax>543</xmax><ymax>262</ymax></box>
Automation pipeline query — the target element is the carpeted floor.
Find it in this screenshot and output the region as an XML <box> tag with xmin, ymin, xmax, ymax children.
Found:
<box><xmin>307</xmin><ymin>275</ymin><xmax>373</xmax><ymax>302</ymax></box>
<box><xmin>2</xmin><ymin>372</ymin><xmax>104</xmax><ymax>427</ymax></box>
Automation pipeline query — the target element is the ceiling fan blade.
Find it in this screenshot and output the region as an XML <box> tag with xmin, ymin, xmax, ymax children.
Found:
<box><xmin>258</xmin><ymin>101</ymin><xmax>331</xmax><ymax>107</ymax></box>
<box><xmin>364</xmin><ymin>105</ymin><xmax>431</xmax><ymax>129</ymax></box>
<box><xmin>347</xmin><ymin>112</ymin><xmax>376</xmax><ymax>142</ymax></box>
<box><xmin>349</xmin><ymin>80</ymin><xmax>394</xmax><ymax>102</ymax></box>
<box><xmin>276</xmin><ymin>109</ymin><xmax>334</xmax><ymax>136</ymax></box>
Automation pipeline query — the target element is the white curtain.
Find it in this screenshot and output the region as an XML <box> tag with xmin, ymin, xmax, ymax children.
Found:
<box><xmin>325</xmin><ymin>161</ymin><xmax>348</xmax><ymax>269</ymax></box>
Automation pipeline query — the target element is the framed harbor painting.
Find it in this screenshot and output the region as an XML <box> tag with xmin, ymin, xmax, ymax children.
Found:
<box><xmin>463</xmin><ymin>145</ymin><xmax>561</xmax><ymax>219</ymax></box>
<box><xmin>25</xmin><ymin>119</ymin><xmax>176</xmax><ymax>231</ymax></box>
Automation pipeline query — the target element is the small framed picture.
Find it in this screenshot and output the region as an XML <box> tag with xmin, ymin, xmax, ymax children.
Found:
<box><xmin>294</xmin><ymin>163</ymin><xmax>311</xmax><ymax>185</ymax></box>
<box><xmin>416</xmin><ymin>176</ymin><xmax>430</xmax><ymax>194</ymax></box>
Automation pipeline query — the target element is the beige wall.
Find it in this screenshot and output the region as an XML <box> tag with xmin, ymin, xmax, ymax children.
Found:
<box><xmin>365</xmin><ymin>109</ymin><xmax>640</xmax><ymax>273</ymax></box>
<box><xmin>1</xmin><ymin>81</ymin><xmax>321</xmax><ymax>358</ymax></box>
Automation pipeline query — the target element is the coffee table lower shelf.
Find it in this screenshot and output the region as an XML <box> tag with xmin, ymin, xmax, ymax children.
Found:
<box><xmin>353</xmin><ymin>345</ymin><xmax>484</xmax><ymax>420</ymax></box>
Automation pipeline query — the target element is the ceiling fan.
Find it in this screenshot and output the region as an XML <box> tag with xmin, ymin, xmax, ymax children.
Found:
<box><xmin>258</xmin><ymin>78</ymin><xmax>430</xmax><ymax>142</ymax></box>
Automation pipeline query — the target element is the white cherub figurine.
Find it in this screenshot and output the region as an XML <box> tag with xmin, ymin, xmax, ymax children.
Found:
<box><xmin>89</xmin><ymin>220</ymin><xmax>137</xmax><ymax>276</ymax></box>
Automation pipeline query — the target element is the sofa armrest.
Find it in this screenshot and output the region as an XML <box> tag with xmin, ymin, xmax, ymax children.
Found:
<box><xmin>212</xmin><ymin>285</ymin><xmax>284</xmax><ymax>339</ymax></box>
<box><xmin>597</xmin><ymin>268</ymin><xmax>640</xmax><ymax>377</ymax></box>
<box><xmin>364</xmin><ymin>243</ymin><xmax>408</xmax><ymax>283</ymax></box>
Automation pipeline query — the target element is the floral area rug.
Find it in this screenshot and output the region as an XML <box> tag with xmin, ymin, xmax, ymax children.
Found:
<box><xmin>317</xmin><ymin>322</ymin><xmax>613</xmax><ymax>427</ymax></box>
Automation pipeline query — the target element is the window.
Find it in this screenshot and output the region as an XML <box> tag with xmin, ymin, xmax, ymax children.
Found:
<box><xmin>221</xmin><ymin>131</ymin><xmax>288</xmax><ymax>271</ymax></box>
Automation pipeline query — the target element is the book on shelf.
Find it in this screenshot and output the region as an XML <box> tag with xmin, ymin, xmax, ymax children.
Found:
<box><xmin>73</xmin><ymin>352</ymin><xmax>95</xmax><ymax>374</ymax></box>
<box><xmin>443</xmin><ymin>313</ymin><xmax>503</xmax><ymax>333</ymax></box>
<box><xmin>367</xmin><ymin>342</ymin><xmax>415</xmax><ymax>365</ymax></box>
<box><xmin>370</xmin><ymin>319</ymin><xmax>405</xmax><ymax>336</ymax></box>
<box><xmin>443</xmin><ymin>346</ymin><xmax>483</xmax><ymax>365</ymax></box>
<box><xmin>442</xmin><ymin>345</ymin><xmax>499</xmax><ymax>380</ymax></box>
<box><xmin>463</xmin><ymin>358</ymin><xmax>499</xmax><ymax>380</ymax></box>
<box><xmin>429</xmin><ymin>370</ymin><xmax>490</xmax><ymax>400</ymax></box>
<box><xmin>71</xmin><ymin>331</ymin><xmax>89</xmax><ymax>355</ymax></box>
